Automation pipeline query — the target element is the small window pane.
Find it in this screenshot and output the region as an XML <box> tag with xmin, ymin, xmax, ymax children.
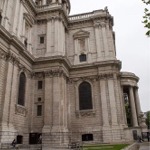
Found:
<box><xmin>40</xmin><ymin>36</ymin><xmax>44</xmax><ymax>44</ymax></box>
<box><xmin>82</xmin><ymin>134</ymin><xmax>93</xmax><ymax>141</ymax></box>
<box><xmin>38</xmin><ymin>97</ymin><xmax>41</xmax><ymax>101</ymax></box>
<box><xmin>79</xmin><ymin>54</ymin><xmax>86</xmax><ymax>62</ymax></box>
<box><xmin>37</xmin><ymin>105</ymin><xmax>42</xmax><ymax>116</ymax></box>
<box><xmin>38</xmin><ymin>81</ymin><xmax>43</xmax><ymax>89</ymax></box>
<box><xmin>17</xmin><ymin>135</ymin><xmax>23</xmax><ymax>144</ymax></box>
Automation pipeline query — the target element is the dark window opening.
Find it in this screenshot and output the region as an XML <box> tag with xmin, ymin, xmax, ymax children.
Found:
<box><xmin>82</xmin><ymin>134</ymin><xmax>93</xmax><ymax>141</ymax></box>
<box><xmin>24</xmin><ymin>38</ymin><xmax>27</xmax><ymax>48</ymax></box>
<box><xmin>17</xmin><ymin>135</ymin><xmax>23</xmax><ymax>144</ymax></box>
<box><xmin>37</xmin><ymin>105</ymin><xmax>42</xmax><ymax>116</ymax></box>
<box><xmin>18</xmin><ymin>72</ymin><xmax>26</xmax><ymax>106</ymax></box>
<box><xmin>38</xmin><ymin>97</ymin><xmax>42</xmax><ymax>102</ymax></box>
<box><xmin>79</xmin><ymin>82</ymin><xmax>93</xmax><ymax>110</ymax></box>
<box><xmin>0</xmin><ymin>14</ymin><xmax>2</xmax><ymax>25</ymax></box>
<box><xmin>132</xmin><ymin>130</ymin><xmax>138</xmax><ymax>140</ymax></box>
<box><xmin>29</xmin><ymin>133</ymin><xmax>42</xmax><ymax>144</ymax></box>
<box><xmin>79</xmin><ymin>54</ymin><xmax>86</xmax><ymax>62</ymax></box>
<box><xmin>123</xmin><ymin>87</ymin><xmax>132</xmax><ymax>127</ymax></box>
<box><xmin>38</xmin><ymin>81</ymin><xmax>43</xmax><ymax>89</ymax></box>
<box><xmin>40</xmin><ymin>36</ymin><xmax>44</xmax><ymax>44</ymax></box>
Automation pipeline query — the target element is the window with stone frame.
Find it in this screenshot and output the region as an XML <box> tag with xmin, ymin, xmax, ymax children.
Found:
<box><xmin>39</xmin><ymin>35</ymin><xmax>45</xmax><ymax>44</ymax></box>
<box><xmin>79</xmin><ymin>54</ymin><xmax>87</xmax><ymax>62</ymax></box>
<box><xmin>18</xmin><ymin>72</ymin><xmax>26</xmax><ymax>106</ymax></box>
<box><xmin>37</xmin><ymin>105</ymin><xmax>42</xmax><ymax>116</ymax></box>
<box><xmin>82</xmin><ymin>134</ymin><xmax>93</xmax><ymax>141</ymax></box>
<box><xmin>38</xmin><ymin>81</ymin><xmax>43</xmax><ymax>89</ymax></box>
<box><xmin>79</xmin><ymin>82</ymin><xmax>93</xmax><ymax>110</ymax></box>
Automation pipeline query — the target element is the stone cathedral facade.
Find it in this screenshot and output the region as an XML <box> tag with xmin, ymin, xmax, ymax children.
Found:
<box><xmin>0</xmin><ymin>0</ymin><xmax>147</xmax><ymax>149</ymax></box>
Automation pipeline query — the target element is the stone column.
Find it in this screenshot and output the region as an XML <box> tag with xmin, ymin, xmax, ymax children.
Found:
<box><xmin>134</xmin><ymin>87</ymin><xmax>142</xmax><ymax>116</ymax></box>
<box><xmin>129</xmin><ymin>86</ymin><xmax>138</xmax><ymax>127</ymax></box>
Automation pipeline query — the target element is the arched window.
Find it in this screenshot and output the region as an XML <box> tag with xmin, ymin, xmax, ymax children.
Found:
<box><xmin>79</xmin><ymin>82</ymin><xmax>93</xmax><ymax>110</ymax></box>
<box><xmin>18</xmin><ymin>72</ymin><xmax>26</xmax><ymax>106</ymax></box>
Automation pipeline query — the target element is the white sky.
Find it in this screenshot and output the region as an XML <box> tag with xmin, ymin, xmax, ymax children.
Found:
<box><xmin>70</xmin><ymin>0</ymin><xmax>150</xmax><ymax>112</ymax></box>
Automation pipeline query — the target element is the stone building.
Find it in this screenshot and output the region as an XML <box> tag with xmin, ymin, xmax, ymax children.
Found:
<box><xmin>0</xmin><ymin>0</ymin><xmax>147</xmax><ymax>149</ymax></box>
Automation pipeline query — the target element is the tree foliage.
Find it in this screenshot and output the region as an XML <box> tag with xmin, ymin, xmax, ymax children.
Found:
<box><xmin>146</xmin><ymin>111</ymin><xmax>150</xmax><ymax>129</ymax></box>
<box><xmin>142</xmin><ymin>0</ymin><xmax>150</xmax><ymax>36</ymax></box>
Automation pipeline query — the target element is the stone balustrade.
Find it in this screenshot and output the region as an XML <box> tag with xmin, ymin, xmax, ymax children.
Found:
<box><xmin>69</xmin><ymin>10</ymin><xmax>108</xmax><ymax>21</ymax></box>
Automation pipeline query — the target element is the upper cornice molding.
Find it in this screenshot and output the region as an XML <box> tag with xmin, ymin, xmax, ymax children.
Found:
<box><xmin>120</xmin><ymin>72</ymin><xmax>139</xmax><ymax>82</ymax></box>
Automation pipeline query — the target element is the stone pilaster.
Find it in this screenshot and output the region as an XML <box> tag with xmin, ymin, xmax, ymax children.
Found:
<box><xmin>42</xmin><ymin>76</ymin><xmax>53</xmax><ymax>132</ymax></box>
<box><xmin>46</xmin><ymin>19</ymin><xmax>54</xmax><ymax>55</ymax></box>
<box><xmin>99</xmin><ymin>78</ymin><xmax>111</xmax><ymax>143</ymax></box>
<box><xmin>107</xmin><ymin>78</ymin><xmax>118</xmax><ymax>126</ymax></box>
<box><xmin>0</xmin><ymin>52</ymin><xmax>7</xmax><ymax>128</ymax></box>
<box><xmin>94</xmin><ymin>23</ymin><xmax>104</xmax><ymax>61</ymax></box>
<box><xmin>129</xmin><ymin>86</ymin><xmax>138</xmax><ymax>127</ymax></box>
<box><xmin>101</xmin><ymin>22</ymin><xmax>109</xmax><ymax>59</ymax></box>
<box><xmin>10</xmin><ymin>0</ymin><xmax>19</xmax><ymax>35</ymax></box>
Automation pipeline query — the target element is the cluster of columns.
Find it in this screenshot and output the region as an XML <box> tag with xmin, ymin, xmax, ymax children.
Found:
<box><xmin>124</xmin><ymin>86</ymin><xmax>141</xmax><ymax>127</ymax></box>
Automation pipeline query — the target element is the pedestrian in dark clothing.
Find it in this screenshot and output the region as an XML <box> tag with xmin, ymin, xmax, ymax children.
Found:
<box><xmin>11</xmin><ymin>139</ymin><xmax>16</xmax><ymax>148</ymax></box>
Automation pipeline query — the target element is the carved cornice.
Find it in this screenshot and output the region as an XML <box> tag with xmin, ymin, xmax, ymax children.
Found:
<box><xmin>0</xmin><ymin>51</ymin><xmax>20</xmax><ymax>65</ymax></box>
<box><xmin>98</xmin><ymin>73</ymin><xmax>114</xmax><ymax>79</ymax></box>
<box><xmin>68</xmin><ymin>73</ymin><xmax>114</xmax><ymax>83</ymax></box>
<box><xmin>32</xmin><ymin>69</ymin><xmax>68</xmax><ymax>78</ymax></box>
<box><xmin>45</xmin><ymin>69</ymin><xmax>67</xmax><ymax>78</ymax></box>
<box><xmin>31</xmin><ymin>72</ymin><xmax>45</xmax><ymax>79</ymax></box>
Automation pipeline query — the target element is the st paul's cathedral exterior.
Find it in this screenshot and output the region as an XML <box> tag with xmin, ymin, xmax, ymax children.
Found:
<box><xmin>0</xmin><ymin>0</ymin><xmax>147</xmax><ymax>149</ymax></box>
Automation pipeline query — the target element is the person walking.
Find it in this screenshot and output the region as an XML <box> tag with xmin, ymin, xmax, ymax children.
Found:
<box><xmin>11</xmin><ymin>139</ymin><xmax>16</xmax><ymax>148</ymax></box>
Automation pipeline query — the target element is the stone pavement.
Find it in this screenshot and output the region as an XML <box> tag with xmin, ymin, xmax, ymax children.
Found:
<box><xmin>139</xmin><ymin>142</ymin><xmax>150</xmax><ymax>150</ymax></box>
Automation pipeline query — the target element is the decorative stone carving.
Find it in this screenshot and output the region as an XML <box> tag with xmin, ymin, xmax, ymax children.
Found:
<box><xmin>76</xmin><ymin>110</ymin><xmax>96</xmax><ymax>118</ymax></box>
<box><xmin>0</xmin><ymin>51</ymin><xmax>7</xmax><ymax>60</ymax></box>
<box><xmin>15</xmin><ymin>105</ymin><xmax>27</xmax><ymax>116</ymax></box>
<box><xmin>139</xmin><ymin>112</ymin><xmax>147</xmax><ymax>128</ymax></box>
<box><xmin>31</xmin><ymin>72</ymin><xmax>45</xmax><ymax>79</ymax></box>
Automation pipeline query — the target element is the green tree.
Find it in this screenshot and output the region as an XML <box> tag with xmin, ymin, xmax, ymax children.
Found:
<box><xmin>146</xmin><ymin>111</ymin><xmax>150</xmax><ymax>129</ymax></box>
<box><xmin>142</xmin><ymin>0</ymin><xmax>150</xmax><ymax>36</ymax></box>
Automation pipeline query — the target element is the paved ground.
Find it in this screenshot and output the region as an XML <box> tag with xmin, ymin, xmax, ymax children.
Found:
<box><xmin>139</xmin><ymin>142</ymin><xmax>150</xmax><ymax>150</ymax></box>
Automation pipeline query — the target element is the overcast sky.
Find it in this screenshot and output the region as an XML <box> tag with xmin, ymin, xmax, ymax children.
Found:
<box><xmin>70</xmin><ymin>0</ymin><xmax>150</xmax><ymax>112</ymax></box>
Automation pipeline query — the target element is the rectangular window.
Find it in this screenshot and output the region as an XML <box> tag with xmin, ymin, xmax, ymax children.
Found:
<box><xmin>37</xmin><ymin>105</ymin><xmax>42</xmax><ymax>116</ymax></box>
<box><xmin>38</xmin><ymin>81</ymin><xmax>43</xmax><ymax>89</ymax></box>
<box><xmin>79</xmin><ymin>54</ymin><xmax>87</xmax><ymax>62</ymax></box>
<box><xmin>40</xmin><ymin>36</ymin><xmax>44</xmax><ymax>44</ymax></box>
